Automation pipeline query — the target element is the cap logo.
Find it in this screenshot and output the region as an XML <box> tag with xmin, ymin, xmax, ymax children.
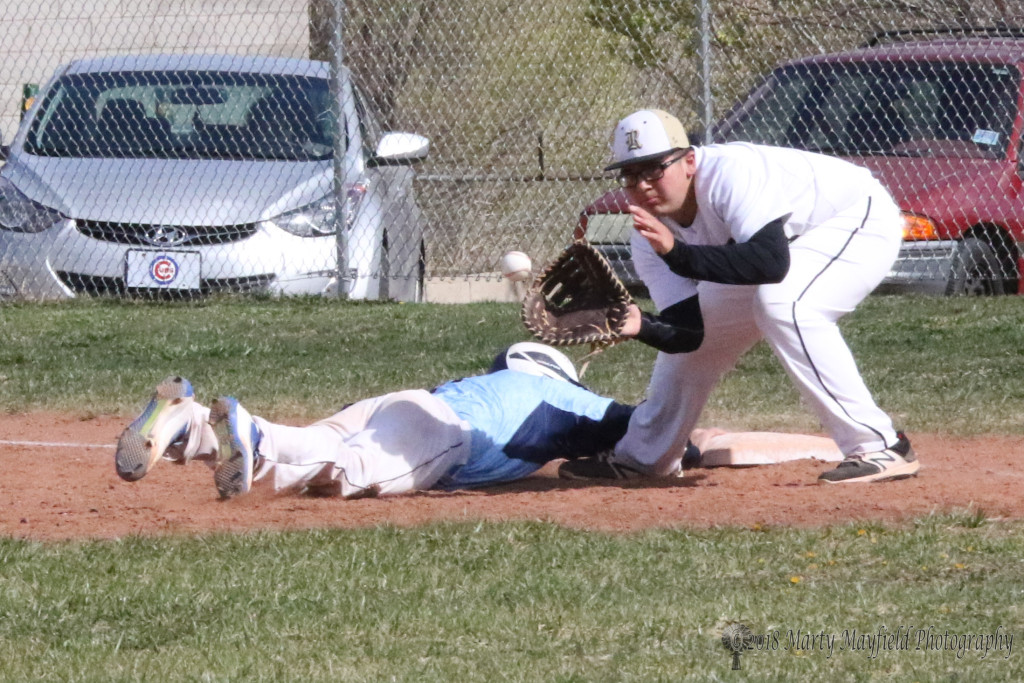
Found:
<box><xmin>625</xmin><ymin>130</ymin><xmax>641</xmax><ymax>151</ymax></box>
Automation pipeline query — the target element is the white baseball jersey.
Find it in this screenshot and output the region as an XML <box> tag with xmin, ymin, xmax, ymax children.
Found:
<box><xmin>634</xmin><ymin>142</ymin><xmax>886</xmax><ymax>310</ymax></box>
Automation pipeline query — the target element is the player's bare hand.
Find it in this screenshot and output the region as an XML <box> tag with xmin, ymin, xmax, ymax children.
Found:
<box><xmin>629</xmin><ymin>204</ymin><xmax>675</xmax><ymax>255</ymax></box>
<box><xmin>620</xmin><ymin>302</ymin><xmax>643</xmax><ymax>337</ymax></box>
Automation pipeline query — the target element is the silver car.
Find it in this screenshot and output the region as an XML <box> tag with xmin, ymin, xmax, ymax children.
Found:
<box><xmin>0</xmin><ymin>54</ymin><xmax>430</xmax><ymax>301</ymax></box>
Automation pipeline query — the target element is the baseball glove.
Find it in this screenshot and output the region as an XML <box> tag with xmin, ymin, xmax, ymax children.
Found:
<box><xmin>521</xmin><ymin>240</ymin><xmax>633</xmax><ymax>347</ymax></box>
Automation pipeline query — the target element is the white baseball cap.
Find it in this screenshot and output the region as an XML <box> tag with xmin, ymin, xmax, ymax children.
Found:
<box><xmin>605</xmin><ymin>109</ymin><xmax>690</xmax><ymax>171</ymax></box>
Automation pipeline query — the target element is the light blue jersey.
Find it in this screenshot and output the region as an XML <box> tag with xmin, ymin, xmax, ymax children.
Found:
<box><xmin>430</xmin><ymin>370</ymin><xmax>633</xmax><ymax>489</ymax></box>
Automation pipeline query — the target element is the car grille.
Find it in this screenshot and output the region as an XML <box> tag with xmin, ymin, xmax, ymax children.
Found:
<box><xmin>76</xmin><ymin>220</ymin><xmax>258</xmax><ymax>246</ymax></box>
<box><xmin>55</xmin><ymin>272</ymin><xmax>275</xmax><ymax>298</ymax></box>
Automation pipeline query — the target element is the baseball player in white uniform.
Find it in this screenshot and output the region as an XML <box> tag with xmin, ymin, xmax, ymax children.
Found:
<box><xmin>559</xmin><ymin>109</ymin><xmax>918</xmax><ymax>484</ymax></box>
<box><xmin>115</xmin><ymin>343</ymin><xmax>638</xmax><ymax>499</ymax></box>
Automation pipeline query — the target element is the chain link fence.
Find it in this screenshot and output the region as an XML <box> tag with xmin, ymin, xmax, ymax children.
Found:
<box><xmin>2</xmin><ymin>0</ymin><xmax>1023</xmax><ymax>302</ymax></box>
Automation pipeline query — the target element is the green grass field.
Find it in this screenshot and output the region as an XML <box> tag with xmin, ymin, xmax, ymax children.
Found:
<box><xmin>1</xmin><ymin>295</ymin><xmax>1022</xmax><ymax>680</ymax></box>
<box><xmin>3</xmin><ymin>294</ymin><xmax>1024</xmax><ymax>433</ymax></box>
<box><xmin>0</xmin><ymin>518</ymin><xmax>1019</xmax><ymax>681</ymax></box>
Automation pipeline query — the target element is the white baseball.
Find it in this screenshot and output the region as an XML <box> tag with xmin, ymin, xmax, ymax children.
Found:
<box><xmin>500</xmin><ymin>251</ymin><xmax>532</xmax><ymax>282</ymax></box>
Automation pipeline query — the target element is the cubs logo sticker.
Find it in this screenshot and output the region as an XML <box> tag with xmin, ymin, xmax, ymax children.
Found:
<box><xmin>625</xmin><ymin>130</ymin><xmax>642</xmax><ymax>151</ymax></box>
<box><xmin>149</xmin><ymin>255</ymin><xmax>180</xmax><ymax>286</ymax></box>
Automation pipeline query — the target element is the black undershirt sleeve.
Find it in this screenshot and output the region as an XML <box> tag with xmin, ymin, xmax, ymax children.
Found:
<box><xmin>634</xmin><ymin>294</ymin><xmax>703</xmax><ymax>354</ymax></box>
<box><xmin>660</xmin><ymin>213</ymin><xmax>792</xmax><ymax>285</ymax></box>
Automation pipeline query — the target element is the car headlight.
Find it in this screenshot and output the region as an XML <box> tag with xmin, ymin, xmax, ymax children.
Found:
<box><xmin>266</xmin><ymin>183</ymin><xmax>367</xmax><ymax>238</ymax></box>
<box><xmin>0</xmin><ymin>177</ymin><xmax>65</xmax><ymax>233</ymax></box>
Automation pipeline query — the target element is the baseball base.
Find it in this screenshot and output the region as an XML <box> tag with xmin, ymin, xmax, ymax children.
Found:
<box><xmin>689</xmin><ymin>429</ymin><xmax>843</xmax><ymax>467</ymax></box>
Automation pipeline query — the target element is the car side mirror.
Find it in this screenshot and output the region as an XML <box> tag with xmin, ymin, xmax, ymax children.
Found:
<box><xmin>367</xmin><ymin>132</ymin><xmax>430</xmax><ymax>167</ymax></box>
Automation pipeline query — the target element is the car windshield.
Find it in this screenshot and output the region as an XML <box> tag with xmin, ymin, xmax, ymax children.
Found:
<box><xmin>24</xmin><ymin>70</ymin><xmax>336</xmax><ymax>161</ymax></box>
<box><xmin>717</xmin><ymin>60</ymin><xmax>1019</xmax><ymax>159</ymax></box>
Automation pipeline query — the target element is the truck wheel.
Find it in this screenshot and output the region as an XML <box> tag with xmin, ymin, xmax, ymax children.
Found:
<box><xmin>945</xmin><ymin>237</ymin><xmax>1008</xmax><ymax>296</ymax></box>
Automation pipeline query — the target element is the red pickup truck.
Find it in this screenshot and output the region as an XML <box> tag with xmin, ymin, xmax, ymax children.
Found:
<box><xmin>579</xmin><ymin>27</ymin><xmax>1024</xmax><ymax>295</ymax></box>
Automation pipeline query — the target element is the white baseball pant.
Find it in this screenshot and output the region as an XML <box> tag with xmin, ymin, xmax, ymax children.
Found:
<box><xmin>248</xmin><ymin>389</ymin><xmax>472</xmax><ymax>497</ymax></box>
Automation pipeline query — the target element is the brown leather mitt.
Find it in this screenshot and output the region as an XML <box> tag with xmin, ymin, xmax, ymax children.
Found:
<box><xmin>521</xmin><ymin>241</ymin><xmax>633</xmax><ymax>347</ymax></box>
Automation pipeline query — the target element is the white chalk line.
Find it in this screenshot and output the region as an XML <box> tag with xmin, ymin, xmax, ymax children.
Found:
<box><xmin>0</xmin><ymin>439</ymin><xmax>115</xmax><ymax>449</ymax></box>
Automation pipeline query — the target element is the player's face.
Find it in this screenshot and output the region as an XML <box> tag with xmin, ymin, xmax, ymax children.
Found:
<box><xmin>621</xmin><ymin>149</ymin><xmax>695</xmax><ymax>219</ymax></box>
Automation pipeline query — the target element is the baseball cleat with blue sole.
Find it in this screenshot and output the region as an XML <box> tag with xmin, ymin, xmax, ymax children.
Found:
<box><xmin>210</xmin><ymin>397</ymin><xmax>263</xmax><ymax>499</ymax></box>
<box><xmin>115</xmin><ymin>376</ymin><xmax>195</xmax><ymax>482</ymax></box>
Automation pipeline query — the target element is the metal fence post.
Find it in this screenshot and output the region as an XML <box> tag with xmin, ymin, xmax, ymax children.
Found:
<box><xmin>330</xmin><ymin>0</ymin><xmax>349</xmax><ymax>298</ymax></box>
<box><xmin>699</xmin><ymin>0</ymin><xmax>713</xmax><ymax>143</ymax></box>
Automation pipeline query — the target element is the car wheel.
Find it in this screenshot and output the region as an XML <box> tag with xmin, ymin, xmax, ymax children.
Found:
<box><xmin>945</xmin><ymin>237</ymin><xmax>1009</xmax><ymax>296</ymax></box>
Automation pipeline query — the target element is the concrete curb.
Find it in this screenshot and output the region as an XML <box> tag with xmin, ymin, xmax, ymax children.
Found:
<box><xmin>424</xmin><ymin>274</ymin><xmax>526</xmax><ymax>303</ymax></box>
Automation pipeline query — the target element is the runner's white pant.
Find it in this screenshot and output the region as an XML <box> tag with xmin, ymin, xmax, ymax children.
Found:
<box><xmin>164</xmin><ymin>403</ymin><xmax>219</xmax><ymax>465</ymax></box>
<box><xmin>616</xmin><ymin>191</ymin><xmax>903</xmax><ymax>475</ymax></box>
<box><xmin>249</xmin><ymin>390</ymin><xmax>471</xmax><ymax>497</ymax></box>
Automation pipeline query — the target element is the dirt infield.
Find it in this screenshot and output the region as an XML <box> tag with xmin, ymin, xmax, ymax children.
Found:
<box><xmin>2</xmin><ymin>412</ymin><xmax>1022</xmax><ymax>541</ymax></box>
